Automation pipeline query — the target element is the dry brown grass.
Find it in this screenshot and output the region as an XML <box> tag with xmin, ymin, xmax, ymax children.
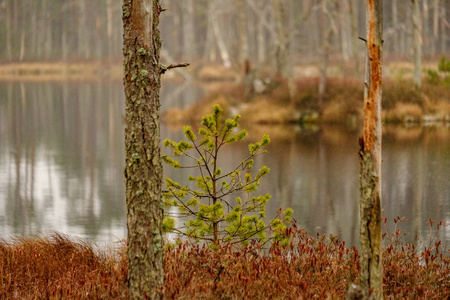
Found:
<box><xmin>383</xmin><ymin>102</ymin><xmax>424</xmax><ymax>123</ymax></box>
<box><xmin>240</xmin><ymin>98</ymin><xmax>298</xmax><ymax>124</ymax></box>
<box><xmin>197</xmin><ymin>64</ymin><xmax>240</xmax><ymax>81</ymax></box>
<box><xmin>1</xmin><ymin>223</ymin><xmax>449</xmax><ymax>299</ymax></box>
<box><xmin>166</xmin><ymin>76</ymin><xmax>448</xmax><ymax>126</ymax></box>
<box><xmin>0</xmin><ymin>234</ymin><xmax>127</xmax><ymax>299</ymax></box>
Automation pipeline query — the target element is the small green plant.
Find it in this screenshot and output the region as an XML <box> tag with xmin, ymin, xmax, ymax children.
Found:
<box><xmin>438</xmin><ymin>55</ymin><xmax>450</xmax><ymax>74</ymax></box>
<box><xmin>426</xmin><ymin>55</ymin><xmax>450</xmax><ymax>85</ymax></box>
<box><xmin>426</xmin><ymin>69</ymin><xmax>440</xmax><ymax>84</ymax></box>
<box><xmin>162</xmin><ymin>104</ymin><xmax>292</xmax><ymax>246</ymax></box>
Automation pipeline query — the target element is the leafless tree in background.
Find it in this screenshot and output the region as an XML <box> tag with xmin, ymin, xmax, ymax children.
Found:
<box><xmin>412</xmin><ymin>0</ymin><xmax>423</xmax><ymax>88</ymax></box>
<box><xmin>0</xmin><ymin>0</ymin><xmax>447</xmax><ymax>68</ymax></box>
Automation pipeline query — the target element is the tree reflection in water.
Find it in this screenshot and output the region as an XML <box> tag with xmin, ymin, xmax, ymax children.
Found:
<box><xmin>0</xmin><ymin>81</ymin><xmax>448</xmax><ymax>246</ymax></box>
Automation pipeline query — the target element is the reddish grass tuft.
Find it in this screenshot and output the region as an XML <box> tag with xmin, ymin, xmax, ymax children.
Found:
<box><xmin>164</xmin><ymin>229</ymin><xmax>358</xmax><ymax>299</ymax></box>
<box><xmin>0</xmin><ymin>233</ymin><xmax>127</xmax><ymax>299</ymax></box>
<box><xmin>1</xmin><ymin>223</ymin><xmax>449</xmax><ymax>299</ymax></box>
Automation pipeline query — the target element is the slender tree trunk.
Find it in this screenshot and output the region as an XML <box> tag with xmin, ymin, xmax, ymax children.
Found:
<box><xmin>440</xmin><ymin>1</ymin><xmax>446</xmax><ymax>54</ymax></box>
<box><xmin>318</xmin><ymin>0</ymin><xmax>337</xmax><ymax>108</ymax></box>
<box><xmin>5</xmin><ymin>0</ymin><xmax>12</xmax><ymax>61</ymax></box>
<box><xmin>431</xmin><ymin>0</ymin><xmax>439</xmax><ymax>55</ymax></box>
<box><xmin>422</xmin><ymin>0</ymin><xmax>429</xmax><ymax>55</ymax></box>
<box><xmin>255</xmin><ymin>0</ymin><xmax>269</xmax><ymax>64</ymax></box>
<box><xmin>122</xmin><ymin>0</ymin><xmax>164</xmax><ymax>299</ymax></box>
<box><xmin>182</xmin><ymin>0</ymin><xmax>196</xmax><ymax>60</ymax></box>
<box><xmin>19</xmin><ymin>27</ymin><xmax>25</xmax><ymax>62</ymax></box>
<box><xmin>106</xmin><ymin>0</ymin><xmax>114</xmax><ymax>59</ymax></box>
<box><xmin>391</xmin><ymin>0</ymin><xmax>398</xmax><ymax>56</ymax></box>
<box><xmin>340</xmin><ymin>0</ymin><xmax>351</xmax><ymax>62</ymax></box>
<box><xmin>412</xmin><ymin>0</ymin><xmax>422</xmax><ymax>88</ymax></box>
<box><xmin>357</xmin><ymin>0</ymin><xmax>383</xmax><ymax>299</ymax></box>
<box><xmin>209</xmin><ymin>1</ymin><xmax>232</xmax><ymax>68</ymax></box>
<box><xmin>236</xmin><ymin>0</ymin><xmax>249</xmax><ymax>64</ymax></box>
<box><xmin>349</xmin><ymin>0</ymin><xmax>360</xmax><ymax>75</ymax></box>
<box><xmin>79</xmin><ymin>0</ymin><xmax>89</xmax><ymax>59</ymax></box>
<box><xmin>272</xmin><ymin>0</ymin><xmax>289</xmax><ymax>77</ymax></box>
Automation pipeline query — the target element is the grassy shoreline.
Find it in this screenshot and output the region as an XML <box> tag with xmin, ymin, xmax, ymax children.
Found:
<box><xmin>1</xmin><ymin>60</ymin><xmax>448</xmax><ymax>125</ymax></box>
<box><xmin>0</xmin><ymin>61</ymin><xmax>123</xmax><ymax>82</ymax></box>
<box><xmin>164</xmin><ymin>76</ymin><xmax>449</xmax><ymax>126</ymax></box>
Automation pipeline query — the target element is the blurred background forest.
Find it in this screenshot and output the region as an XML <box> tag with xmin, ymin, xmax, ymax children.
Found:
<box><xmin>0</xmin><ymin>0</ymin><xmax>449</xmax><ymax>246</ymax></box>
<box><xmin>0</xmin><ymin>0</ymin><xmax>448</xmax><ymax>72</ymax></box>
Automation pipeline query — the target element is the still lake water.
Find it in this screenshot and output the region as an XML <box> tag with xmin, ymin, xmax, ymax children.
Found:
<box><xmin>0</xmin><ymin>80</ymin><xmax>449</xmax><ymax>247</ymax></box>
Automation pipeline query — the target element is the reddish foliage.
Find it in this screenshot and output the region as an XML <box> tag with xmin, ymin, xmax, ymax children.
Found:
<box><xmin>1</xmin><ymin>223</ymin><xmax>449</xmax><ymax>299</ymax></box>
<box><xmin>0</xmin><ymin>234</ymin><xmax>127</xmax><ymax>299</ymax></box>
<box><xmin>164</xmin><ymin>231</ymin><xmax>358</xmax><ymax>299</ymax></box>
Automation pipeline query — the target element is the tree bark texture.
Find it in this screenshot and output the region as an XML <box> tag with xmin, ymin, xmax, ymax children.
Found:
<box><xmin>122</xmin><ymin>0</ymin><xmax>164</xmax><ymax>299</ymax></box>
<box><xmin>358</xmin><ymin>0</ymin><xmax>383</xmax><ymax>299</ymax></box>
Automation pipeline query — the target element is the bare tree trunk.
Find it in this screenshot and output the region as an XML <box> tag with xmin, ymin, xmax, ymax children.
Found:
<box><xmin>122</xmin><ymin>0</ymin><xmax>164</xmax><ymax>299</ymax></box>
<box><xmin>440</xmin><ymin>1</ymin><xmax>446</xmax><ymax>54</ymax></box>
<box><xmin>78</xmin><ymin>0</ymin><xmax>89</xmax><ymax>59</ymax></box>
<box><xmin>209</xmin><ymin>0</ymin><xmax>232</xmax><ymax>68</ymax></box>
<box><xmin>236</xmin><ymin>0</ymin><xmax>249</xmax><ymax>63</ymax></box>
<box><xmin>106</xmin><ymin>0</ymin><xmax>114</xmax><ymax>59</ymax></box>
<box><xmin>357</xmin><ymin>0</ymin><xmax>384</xmax><ymax>299</ymax></box>
<box><xmin>349</xmin><ymin>0</ymin><xmax>360</xmax><ymax>75</ymax></box>
<box><xmin>412</xmin><ymin>0</ymin><xmax>422</xmax><ymax>88</ymax></box>
<box><xmin>256</xmin><ymin>15</ymin><xmax>266</xmax><ymax>64</ymax></box>
<box><xmin>19</xmin><ymin>26</ymin><xmax>25</xmax><ymax>62</ymax></box>
<box><xmin>272</xmin><ymin>0</ymin><xmax>289</xmax><ymax>77</ymax></box>
<box><xmin>318</xmin><ymin>0</ymin><xmax>337</xmax><ymax>108</ymax></box>
<box><xmin>182</xmin><ymin>0</ymin><xmax>196</xmax><ymax>60</ymax></box>
<box><xmin>340</xmin><ymin>0</ymin><xmax>351</xmax><ymax>61</ymax></box>
<box><xmin>431</xmin><ymin>0</ymin><xmax>439</xmax><ymax>55</ymax></box>
<box><xmin>392</xmin><ymin>0</ymin><xmax>398</xmax><ymax>56</ymax></box>
<box><xmin>5</xmin><ymin>0</ymin><xmax>12</xmax><ymax>61</ymax></box>
<box><xmin>423</xmin><ymin>0</ymin><xmax>430</xmax><ymax>55</ymax></box>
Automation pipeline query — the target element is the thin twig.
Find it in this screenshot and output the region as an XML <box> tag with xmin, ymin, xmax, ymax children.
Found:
<box><xmin>160</xmin><ymin>62</ymin><xmax>190</xmax><ymax>74</ymax></box>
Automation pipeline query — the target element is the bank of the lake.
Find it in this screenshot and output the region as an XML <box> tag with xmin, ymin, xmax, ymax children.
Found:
<box><xmin>164</xmin><ymin>76</ymin><xmax>449</xmax><ymax>126</ymax></box>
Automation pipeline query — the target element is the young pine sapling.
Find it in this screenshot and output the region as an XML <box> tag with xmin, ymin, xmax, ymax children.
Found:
<box><xmin>162</xmin><ymin>105</ymin><xmax>293</xmax><ymax>246</ymax></box>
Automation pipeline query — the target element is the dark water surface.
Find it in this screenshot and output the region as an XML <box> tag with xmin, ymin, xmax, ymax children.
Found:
<box><xmin>0</xmin><ymin>81</ymin><xmax>449</xmax><ymax>247</ymax></box>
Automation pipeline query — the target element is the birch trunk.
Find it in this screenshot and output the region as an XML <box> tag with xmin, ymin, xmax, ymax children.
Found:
<box><xmin>122</xmin><ymin>0</ymin><xmax>164</xmax><ymax>298</ymax></box>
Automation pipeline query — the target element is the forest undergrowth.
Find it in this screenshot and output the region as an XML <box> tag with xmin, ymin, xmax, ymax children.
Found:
<box><xmin>1</xmin><ymin>219</ymin><xmax>449</xmax><ymax>299</ymax></box>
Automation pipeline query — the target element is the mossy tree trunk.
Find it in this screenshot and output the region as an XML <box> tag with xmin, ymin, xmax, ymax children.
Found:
<box><xmin>358</xmin><ymin>0</ymin><xmax>383</xmax><ymax>299</ymax></box>
<box><xmin>122</xmin><ymin>0</ymin><xmax>164</xmax><ymax>299</ymax></box>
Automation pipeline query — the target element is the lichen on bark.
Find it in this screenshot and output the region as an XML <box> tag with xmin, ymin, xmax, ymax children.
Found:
<box><xmin>122</xmin><ymin>0</ymin><xmax>164</xmax><ymax>299</ymax></box>
<box><xmin>358</xmin><ymin>150</ymin><xmax>383</xmax><ymax>299</ymax></box>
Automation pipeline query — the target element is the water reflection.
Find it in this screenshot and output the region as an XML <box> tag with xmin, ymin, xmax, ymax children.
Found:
<box><xmin>0</xmin><ymin>81</ymin><xmax>448</xmax><ymax>247</ymax></box>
